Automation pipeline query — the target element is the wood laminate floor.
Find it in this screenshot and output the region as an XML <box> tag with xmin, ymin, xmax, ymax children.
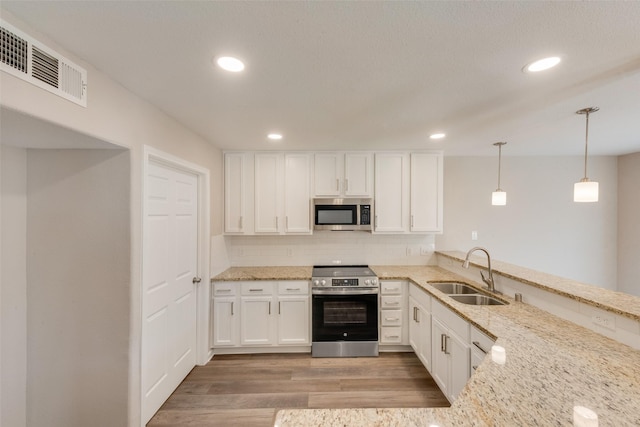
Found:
<box><xmin>147</xmin><ymin>352</ymin><xmax>449</xmax><ymax>427</ymax></box>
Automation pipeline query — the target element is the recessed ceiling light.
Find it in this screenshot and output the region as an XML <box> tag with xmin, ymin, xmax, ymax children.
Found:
<box><xmin>524</xmin><ymin>56</ymin><xmax>561</xmax><ymax>73</ymax></box>
<box><xmin>429</xmin><ymin>133</ymin><xmax>446</xmax><ymax>140</ymax></box>
<box><xmin>267</xmin><ymin>133</ymin><xmax>283</xmax><ymax>141</ymax></box>
<box><xmin>216</xmin><ymin>56</ymin><xmax>245</xmax><ymax>72</ymax></box>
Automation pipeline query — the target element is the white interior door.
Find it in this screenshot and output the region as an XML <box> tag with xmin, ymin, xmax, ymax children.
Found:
<box><xmin>142</xmin><ymin>161</ymin><xmax>199</xmax><ymax>424</ymax></box>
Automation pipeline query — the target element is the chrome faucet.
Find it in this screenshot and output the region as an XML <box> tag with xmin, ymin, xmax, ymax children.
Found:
<box><xmin>462</xmin><ymin>247</ymin><xmax>497</xmax><ymax>293</ymax></box>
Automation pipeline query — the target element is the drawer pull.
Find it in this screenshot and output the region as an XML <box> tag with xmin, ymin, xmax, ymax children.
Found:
<box><xmin>249</xmin><ymin>289</ymin><xmax>263</xmax><ymax>292</ymax></box>
<box><xmin>472</xmin><ymin>341</ymin><xmax>489</xmax><ymax>354</ymax></box>
<box><xmin>286</xmin><ymin>288</ymin><xmax>301</xmax><ymax>291</ymax></box>
<box><xmin>385</xmin><ymin>301</ymin><xmax>400</xmax><ymax>306</ymax></box>
<box><xmin>231</xmin><ymin>302</ymin><xmax>234</xmax><ymax>315</ymax></box>
<box><xmin>385</xmin><ymin>335</ymin><xmax>400</xmax><ymax>339</ymax></box>
<box><xmin>268</xmin><ymin>301</ymin><xmax>271</xmax><ymax>315</ymax></box>
<box><xmin>385</xmin><ymin>317</ymin><xmax>400</xmax><ymax>321</ymax></box>
<box><xmin>217</xmin><ymin>289</ymin><xmax>232</xmax><ymax>293</ymax></box>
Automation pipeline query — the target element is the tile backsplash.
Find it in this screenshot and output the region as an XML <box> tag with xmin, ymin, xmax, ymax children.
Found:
<box><xmin>217</xmin><ymin>233</ymin><xmax>437</xmax><ymax>267</ymax></box>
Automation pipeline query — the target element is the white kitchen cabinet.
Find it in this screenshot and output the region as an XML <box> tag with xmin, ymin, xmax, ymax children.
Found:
<box><xmin>254</xmin><ymin>154</ymin><xmax>283</xmax><ymax>233</ymax></box>
<box><xmin>254</xmin><ymin>153</ymin><xmax>311</xmax><ymax>234</ymax></box>
<box><xmin>374</xmin><ymin>152</ymin><xmax>443</xmax><ymax>234</ymax></box>
<box><xmin>314</xmin><ymin>152</ymin><xmax>373</xmax><ymax>197</ymax></box>
<box><xmin>240</xmin><ymin>281</ymin><xmax>276</xmax><ymax>345</ymax></box>
<box><xmin>379</xmin><ymin>280</ymin><xmax>409</xmax><ymax>346</ymax></box>
<box><xmin>408</xmin><ymin>283</ymin><xmax>432</xmax><ymax>370</ymax></box>
<box><xmin>211</xmin><ymin>282</ymin><xmax>239</xmax><ymax>347</ymax></box>
<box><xmin>374</xmin><ymin>153</ymin><xmax>408</xmax><ymax>232</ymax></box>
<box><xmin>213</xmin><ymin>281</ymin><xmax>310</xmax><ymax>351</ymax></box>
<box><xmin>431</xmin><ymin>299</ymin><xmax>470</xmax><ymax>403</ymax></box>
<box><xmin>283</xmin><ymin>154</ymin><xmax>312</xmax><ymax>233</ymax></box>
<box><xmin>410</xmin><ymin>153</ymin><xmax>443</xmax><ymax>233</ymax></box>
<box><xmin>224</xmin><ymin>153</ymin><xmax>253</xmax><ymax>234</ymax></box>
<box><xmin>277</xmin><ymin>281</ymin><xmax>310</xmax><ymax>345</ymax></box>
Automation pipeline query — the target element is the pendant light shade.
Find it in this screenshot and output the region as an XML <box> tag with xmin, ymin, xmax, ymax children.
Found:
<box><xmin>492</xmin><ymin>142</ymin><xmax>507</xmax><ymax>206</ymax></box>
<box><xmin>574</xmin><ymin>107</ymin><xmax>599</xmax><ymax>203</ymax></box>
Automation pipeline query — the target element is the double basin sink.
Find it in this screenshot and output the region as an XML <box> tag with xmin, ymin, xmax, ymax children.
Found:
<box><xmin>429</xmin><ymin>282</ymin><xmax>507</xmax><ymax>306</ymax></box>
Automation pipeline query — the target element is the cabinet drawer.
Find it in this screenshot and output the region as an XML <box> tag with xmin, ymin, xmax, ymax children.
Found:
<box><xmin>432</xmin><ymin>300</ymin><xmax>469</xmax><ymax>341</ymax></box>
<box><xmin>380</xmin><ymin>327</ymin><xmax>403</xmax><ymax>344</ymax></box>
<box><xmin>241</xmin><ymin>281</ymin><xmax>275</xmax><ymax>296</ymax></box>
<box><xmin>470</xmin><ymin>326</ymin><xmax>495</xmax><ymax>356</ymax></box>
<box><xmin>380</xmin><ymin>281</ymin><xmax>403</xmax><ymax>295</ymax></box>
<box><xmin>381</xmin><ymin>309</ymin><xmax>403</xmax><ymax>326</ymax></box>
<box><xmin>277</xmin><ymin>281</ymin><xmax>309</xmax><ymax>295</ymax></box>
<box><xmin>381</xmin><ymin>295</ymin><xmax>403</xmax><ymax>309</ymax></box>
<box><xmin>213</xmin><ymin>282</ymin><xmax>237</xmax><ymax>296</ymax></box>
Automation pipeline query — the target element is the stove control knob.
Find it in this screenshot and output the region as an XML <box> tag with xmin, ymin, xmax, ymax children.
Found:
<box><xmin>320</xmin><ymin>279</ymin><xmax>326</xmax><ymax>286</ymax></box>
<box><xmin>312</xmin><ymin>280</ymin><xmax>320</xmax><ymax>286</ymax></box>
<box><xmin>371</xmin><ymin>278</ymin><xmax>378</xmax><ymax>286</ymax></box>
<box><xmin>364</xmin><ymin>279</ymin><xmax>371</xmax><ymax>286</ymax></box>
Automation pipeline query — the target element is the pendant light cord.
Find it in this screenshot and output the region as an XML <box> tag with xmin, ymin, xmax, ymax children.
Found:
<box><xmin>497</xmin><ymin>143</ymin><xmax>502</xmax><ymax>189</ymax></box>
<box><xmin>583</xmin><ymin>110</ymin><xmax>590</xmax><ymax>180</ymax></box>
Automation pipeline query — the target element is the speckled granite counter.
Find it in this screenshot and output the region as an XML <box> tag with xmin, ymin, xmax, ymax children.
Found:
<box><xmin>212</xmin><ymin>266</ymin><xmax>312</xmax><ymax>281</ymax></box>
<box><xmin>212</xmin><ymin>265</ymin><xmax>640</xmax><ymax>426</ymax></box>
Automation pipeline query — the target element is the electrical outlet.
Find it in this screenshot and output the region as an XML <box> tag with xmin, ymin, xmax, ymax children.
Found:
<box><xmin>406</xmin><ymin>246</ymin><xmax>413</xmax><ymax>256</ymax></box>
<box><xmin>471</xmin><ymin>231</ymin><xmax>478</xmax><ymax>240</ymax></box>
<box><xmin>592</xmin><ymin>314</ymin><xmax>616</xmax><ymax>331</ymax></box>
<box><xmin>420</xmin><ymin>246</ymin><xmax>430</xmax><ymax>255</ymax></box>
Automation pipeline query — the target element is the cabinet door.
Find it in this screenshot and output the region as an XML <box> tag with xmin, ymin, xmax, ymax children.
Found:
<box><xmin>374</xmin><ymin>153</ymin><xmax>407</xmax><ymax>232</ymax></box>
<box><xmin>344</xmin><ymin>153</ymin><xmax>373</xmax><ymax>197</ymax></box>
<box><xmin>240</xmin><ymin>297</ymin><xmax>274</xmax><ymax>345</ymax></box>
<box><xmin>224</xmin><ymin>153</ymin><xmax>246</xmax><ymax>233</ymax></box>
<box><xmin>277</xmin><ymin>296</ymin><xmax>310</xmax><ymax>345</ymax></box>
<box><xmin>409</xmin><ymin>297</ymin><xmax>431</xmax><ymax>371</ymax></box>
<box><xmin>431</xmin><ymin>317</ymin><xmax>449</xmax><ymax>397</ymax></box>
<box><xmin>254</xmin><ymin>154</ymin><xmax>282</xmax><ymax>233</ymax></box>
<box><xmin>284</xmin><ymin>154</ymin><xmax>311</xmax><ymax>233</ymax></box>
<box><xmin>212</xmin><ymin>297</ymin><xmax>238</xmax><ymax>347</ymax></box>
<box><xmin>410</xmin><ymin>153</ymin><xmax>443</xmax><ymax>233</ymax></box>
<box><xmin>449</xmin><ymin>333</ymin><xmax>469</xmax><ymax>401</ymax></box>
<box><xmin>314</xmin><ymin>153</ymin><xmax>341</xmax><ymax>196</ymax></box>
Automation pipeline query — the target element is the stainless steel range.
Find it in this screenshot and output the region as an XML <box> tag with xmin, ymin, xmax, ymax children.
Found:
<box><xmin>311</xmin><ymin>265</ymin><xmax>379</xmax><ymax>357</ymax></box>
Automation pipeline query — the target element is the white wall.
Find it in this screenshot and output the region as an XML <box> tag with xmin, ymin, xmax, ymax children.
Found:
<box><xmin>618</xmin><ymin>152</ymin><xmax>640</xmax><ymax>296</ymax></box>
<box><xmin>436</xmin><ymin>156</ymin><xmax>618</xmax><ymax>289</ymax></box>
<box><xmin>226</xmin><ymin>233</ymin><xmax>437</xmax><ymax>267</ymax></box>
<box><xmin>25</xmin><ymin>149</ymin><xmax>130</xmax><ymax>427</ymax></box>
<box><xmin>0</xmin><ymin>10</ymin><xmax>223</xmax><ymax>427</ymax></box>
<box><xmin>0</xmin><ymin>145</ymin><xmax>27</xmax><ymax>427</ymax></box>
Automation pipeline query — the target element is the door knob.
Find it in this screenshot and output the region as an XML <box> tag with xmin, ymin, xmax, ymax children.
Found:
<box><xmin>192</xmin><ymin>277</ymin><xmax>202</xmax><ymax>284</ymax></box>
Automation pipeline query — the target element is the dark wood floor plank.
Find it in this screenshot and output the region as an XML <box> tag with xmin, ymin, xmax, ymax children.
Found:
<box><xmin>207</xmin><ymin>379</ymin><xmax>341</xmax><ymax>395</ymax></box>
<box><xmin>308</xmin><ymin>390</ymin><xmax>450</xmax><ymax>409</ymax></box>
<box><xmin>160</xmin><ymin>393</ymin><xmax>308</xmax><ymax>410</ymax></box>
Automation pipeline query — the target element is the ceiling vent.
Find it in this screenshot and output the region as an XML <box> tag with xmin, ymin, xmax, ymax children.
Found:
<box><xmin>1</xmin><ymin>19</ymin><xmax>87</xmax><ymax>107</ymax></box>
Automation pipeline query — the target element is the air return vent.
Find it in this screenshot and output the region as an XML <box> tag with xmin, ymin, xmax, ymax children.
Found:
<box><xmin>1</xmin><ymin>19</ymin><xmax>87</xmax><ymax>107</ymax></box>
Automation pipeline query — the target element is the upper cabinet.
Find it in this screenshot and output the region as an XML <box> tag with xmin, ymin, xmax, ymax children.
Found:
<box><xmin>374</xmin><ymin>151</ymin><xmax>443</xmax><ymax>234</ymax></box>
<box><xmin>314</xmin><ymin>152</ymin><xmax>373</xmax><ymax>197</ymax></box>
<box><xmin>224</xmin><ymin>152</ymin><xmax>253</xmax><ymax>234</ymax></box>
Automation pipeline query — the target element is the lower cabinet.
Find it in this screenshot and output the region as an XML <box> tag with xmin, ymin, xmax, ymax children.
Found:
<box><xmin>408</xmin><ymin>284</ymin><xmax>431</xmax><ymax>370</ymax></box>
<box><xmin>431</xmin><ymin>299</ymin><xmax>470</xmax><ymax>403</ymax></box>
<box><xmin>470</xmin><ymin>325</ymin><xmax>495</xmax><ymax>374</ymax></box>
<box><xmin>380</xmin><ymin>280</ymin><xmax>409</xmax><ymax>346</ymax></box>
<box><xmin>212</xmin><ymin>280</ymin><xmax>310</xmax><ymax>350</ymax></box>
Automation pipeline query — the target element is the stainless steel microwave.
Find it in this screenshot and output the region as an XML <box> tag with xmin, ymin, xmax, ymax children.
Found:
<box><xmin>313</xmin><ymin>198</ymin><xmax>373</xmax><ymax>231</ymax></box>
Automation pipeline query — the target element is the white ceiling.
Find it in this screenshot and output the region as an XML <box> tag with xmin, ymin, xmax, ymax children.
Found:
<box><xmin>2</xmin><ymin>1</ymin><xmax>640</xmax><ymax>156</ymax></box>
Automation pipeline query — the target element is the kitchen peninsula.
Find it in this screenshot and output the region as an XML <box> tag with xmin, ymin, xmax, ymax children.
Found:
<box><xmin>212</xmin><ymin>256</ymin><xmax>640</xmax><ymax>426</ymax></box>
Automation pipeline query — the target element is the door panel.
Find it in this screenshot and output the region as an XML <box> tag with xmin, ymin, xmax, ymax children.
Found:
<box><xmin>142</xmin><ymin>161</ymin><xmax>198</xmax><ymax>424</ymax></box>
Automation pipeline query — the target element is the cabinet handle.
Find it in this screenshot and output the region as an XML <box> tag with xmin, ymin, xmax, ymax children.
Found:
<box><xmin>276</xmin><ymin>216</ymin><xmax>279</xmax><ymax>229</ymax></box>
<box><xmin>472</xmin><ymin>341</ymin><xmax>489</xmax><ymax>354</ymax></box>
<box><xmin>345</xmin><ymin>178</ymin><xmax>349</xmax><ymax>192</ymax></box>
<box><xmin>268</xmin><ymin>301</ymin><xmax>271</xmax><ymax>315</ymax></box>
<box><xmin>386</xmin><ymin>335</ymin><xmax>400</xmax><ymax>339</ymax></box>
<box><xmin>472</xmin><ymin>365</ymin><xmax>478</xmax><ymax>371</ymax></box>
<box><xmin>231</xmin><ymin>301</ymin><xmax>234</xmax><ymax>315</ymax></box>
<box><xmin>239</xmin><ymin>216</ymin><xmax>243</xmax><ymax>229</ymax></box>
<box><xmin>285</xmin><ymin>216</ymin><xmax>289</xmax><ymax>230</ymax></box>
<box><xmin>336</xmin><ymin>178</ymin><xmax>340</xmax><ymax>191</ymax></box>
<box><xmin>278</xmin><ymin>301</ymin><xmax>281</xmax><ymax>315</ymax></box>
<box><xmin>217</xmin><ymin>289</ymin><xmax>231</xmax><ymax>293</ymax></box>
<box><xmin>385</xmin><ymin>317</ymin><xmax>400</xmax><ymax>321</ymax></box>
<box><xmin>441</xmin><ymin>334</ymin><xmax>446</xmax><ymax>353</ymax></box>
<box><xmin>249</xmin><ymin>289</ymin><xmax>263</xmax><ymax>292</ymax></box>
<box><xmin>444</xmin><ymin>335</ymin><xmax>450</xmax><ymax>355</ymax></box>
<box><xmin>411</xmin><ymin>215</ymin><xmax>414</xmax><ymax>227</ymax></box>
<box><xmin>385</xmin><ymin>301</ymin><xmax>400</xmax><ymax>306</ymax></box>
<box><xmin>375</xmin><ymin>215</ymin><xmax>378</xmax><ymax>228</ymax></box>
<box><xmin>286</xmin><ymin>288</ymin><xmax>301</xmax><ymax>291</ymax></box>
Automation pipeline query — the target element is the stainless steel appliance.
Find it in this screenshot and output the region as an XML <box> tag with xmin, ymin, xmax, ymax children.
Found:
<box><xmin>311</xmin><ymin>265</ymin><xmax>379</xmax><ymax>357</ymax></box>
<box><xmin>313</xmin><ymin>198</ymin><xmax>372</xmax><ymax>231</ymax></box>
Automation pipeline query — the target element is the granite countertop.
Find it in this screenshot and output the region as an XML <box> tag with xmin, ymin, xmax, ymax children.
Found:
<box><xmin>212</xmin><ymin>265</ymin><xmax>640</xmax><ymax>426</ymax></box>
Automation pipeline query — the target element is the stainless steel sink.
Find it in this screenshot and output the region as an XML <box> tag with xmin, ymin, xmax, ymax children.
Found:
<box><xmin>430</xmin><ymin>282</ymin><xmax>481</xmax><ymax>295</ymax></box>
<box><xmin>450</xmin><ymin>294</ymin><xmax>508</xmax><ymax>306</ymax></box>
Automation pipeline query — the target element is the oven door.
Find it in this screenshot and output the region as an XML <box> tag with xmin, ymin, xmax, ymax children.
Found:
<box><xmin>312</xmin><ymin>292</ymin><xmax>378</xmax><ymax>342</ymax></box>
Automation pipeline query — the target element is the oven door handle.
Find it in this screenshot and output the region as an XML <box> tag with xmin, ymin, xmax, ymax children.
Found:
<box><xmin>312</xmin><ymin>287</ymin><xmax>379</xmax><ymax>295</ymax></box>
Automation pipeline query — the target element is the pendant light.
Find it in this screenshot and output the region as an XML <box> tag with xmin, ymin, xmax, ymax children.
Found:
<box><xmin>491</xmin><ymin>142</ymin><xmax>507</xmax><ymax>205</ymax></box>
<box><xmin>574</xmin><ymin>107</ymin><xmax>599</xmax><ymax>202</ymax></box>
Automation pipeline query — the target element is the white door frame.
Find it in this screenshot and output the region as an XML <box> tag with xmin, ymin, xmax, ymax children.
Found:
<box><xmin>140</xmin><ymin>146</ymin><xmax>211</xmax><ymax>425</ymax></box>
